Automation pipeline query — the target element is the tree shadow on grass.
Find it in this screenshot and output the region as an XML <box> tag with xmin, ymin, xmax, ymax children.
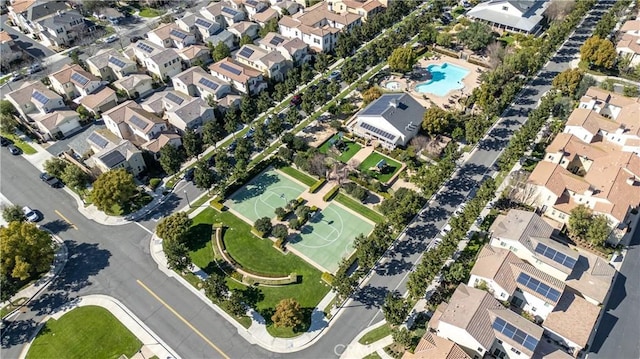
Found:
<box><xmin>186</xmin><ymin>223</ymin><xmax>213</xmax><ymax>252</ymax></box>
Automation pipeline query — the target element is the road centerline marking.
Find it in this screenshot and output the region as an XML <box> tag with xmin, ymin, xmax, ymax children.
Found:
<box><xmin>54</xmin><ymin>210</ymin><xmax>78</xmax><ymax>230</ymax></box>
<box><xmin>136</xmin><ymin>279</ymin><xmax>230</xmax><ymax>359</ymax></box>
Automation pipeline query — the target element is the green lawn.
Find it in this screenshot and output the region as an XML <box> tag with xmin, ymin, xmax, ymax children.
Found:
<box><xmin>334</xmin><ymin>193</ymin><xmax>384</xmax><ymax>224</ymax></box>
<box><xmin>26</xmin><ymin>306</ymin><xmax>141</xmax><ymax>359</ymax></box>
<box><xmin>138</xmin><ymin>7</ymin><xmax>164</xmax><ymax>17</ymax></box>
<box><xmin>188</xmin><ymin>208</ymin><xmax>330</xmax><ymax>313</ymax></box>
<box><xmin>318</xmin><ymin>134</ymin><xmax>362</xmax><ymax>163</ymax></box>
<box><xmin>279</xmin><ymin>166</ymin><xmax>317</xmax><ymax>186</ymax></box>
<box><xmin>359</xmin><ymin>323</ymin><xmax>391</xmax><ymax>345</ymax></box>
<box><xmin>0</xmin><ymin>297</ymin><xmax>27</xmax><ymax>318</ymax></box>
<box><xmin>1</xmin><ymin>132</ymin><xmax>37</xmax><ymax>154</ymax></box>
<box><xmin>0</xmin><ymin>74</ymin><xmax>10</xmax><ymax>86</ymax></box>
<box><xmin>363</xmin><ymin>353</ymin><xmax>382</xmax><ymax>359</ymax></box>
<box><xmin>357</xmin><ymin>152</ymin><xmax>402</xmax><ymax>183</ymax></box>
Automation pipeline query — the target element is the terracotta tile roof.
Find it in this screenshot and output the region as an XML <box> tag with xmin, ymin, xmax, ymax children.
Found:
<box><xmin>527</xmin><ymin>161</ymin><xmax>590</xmax><ymax>197</ymax></box>
<box><xmin>402</xmin><ymin>332</ymin><xmax>471</xmax><ymax>359</ymax></box>
<box><xmin>0</xmin><ymin>31</ymin><xmax>12</xmax><ymax>44</ymax></box>
<box><xmin>103</xmin><ymin>100</ymin><xmax>163</xmax><ymax>134</ymax></box>
<box><xmin>142</xmin><ymin>133</ymin><xmax>181</xmax><ymax>153</ymax></box>
<box><xmin>615</xmin><ymin>101</ymin><xmax>640</xmax><ymax>136</ymax></box>
<box><xmin>78</xmin><ymin>87</ymin><xmax>116</xmax><ymax>110</ymax></box>
<box><xmin>9</xmin><ymin>0</ymin><xmax>35</xmax><ymax>14</ymax></box>
<box><xmin>543</xmin><ymin>291</ymin><xmax>600</xmax><ymax>347</ymax></box>
<box><xmin>253</xmin><ymin>8</ymin><xmax>278</xmax><ymax>23</ymax></box>
<box><xmin>228</xmin><ymin>20</ymin><xmax>258</xmax><ymax>34</ymax></box>
<box><xmin>617</xmin><ymin>34</ymin><xmax>640</xmax><ymax>55</ymax></box>
<box><xmin>566</xmin><ymin>108</ymin><xmax>615</xmax><ymax>135</ymax></box>
<box><xmin>295</xmin><ymin>2</ymin><xmax>361</xmax><ymax>27</ymax></box>
<box><xmin>363</xmin><ymin>0</ymin><xmax>383</xmax><ymax>11</ymax></box>
<box><xmin>428</xmin><ymin>302</ymin><xmax>447</xmax><ymax>330</ymax></box>
<box><xmin>545</xmin><ymin>133</ymin><xmax>610</xmax><ymax>162</ymax></box>
<box><xmin>585</xmin><ymin>86</ymin><xmax>639</xmax><ymax>108</ymax></box>
<box><xmin>50</xmin><ymin>64</ymin><xmax>99</xmax><ymax>88</ymax></box>
<box><xmin>620</xmin><ymin>19</ymin><xmax>640</xmax><ymax>32</ymax></box>
<box><xmin>278</xmin><ymin>15</ymin><xmax>300</xmax><ymax>28</ymax></box>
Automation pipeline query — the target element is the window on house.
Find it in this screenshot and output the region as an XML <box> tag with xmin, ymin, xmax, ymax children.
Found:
<box><xmin>549</xmin><ymin>156</ymin><xmax>554</xmax><ymax>161</ymax></box>
<box><xmin>502</xmin><ymin>6</ymin><xmax>509</xmax><ymax>11</ymax></box>
<box><xmin>511</xmin><ymin>348</ymin><xmax>521</xmax><ymax>355</ymax></box>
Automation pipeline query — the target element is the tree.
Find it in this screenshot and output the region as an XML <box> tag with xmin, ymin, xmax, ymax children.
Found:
<box><xmin>436</xmin><ymin>32</ymin><xmax>452</xmax><ymax>48</ymax></box>
<box><xmin>163</xmin><ymin>238</ymin><xmax>192</xmax><ymax>272</ymax></box>
<box><xmin>552</xmin><ymin>68</ymin><xmax>583</xmax><ymax>96</ymax></box>
<box><xmin>458</xmin><ymin>22</ymin><xmax>494</xmax><ymax>51</ymax></box>
<box><xmin>225</xmin><ymin>289</ymin><xmax>247</xmax><ymax>316</ymax></box>
<box><xmin>0</xmin><ymin>112</ymin><xmax>17</xmax><ymax>133</ymax></box>
<box><xmin>580</xmin><ymin>36</ymin><xmax>616</xmax><ymax>69</ymax></box>
<box><xmin>382</xmin><ymin>291</ymin><xmax>409</xmax><ymax>326</ymax></box>
<box><xmin>239</xmin><ymin>95</ymin><xmax>256</xmax><ymax>124</ymax></box>
<box><xmin>254</xmin><ymin>217</ymin><xmax>273</xmax><ymax>235</ymax></box>
<box><xmin>272</xmin><ymin>223</ymin><xmax>288</xmax><ymax>240</ymax></box>
<box><xmin>194</xmin><ymin>160</ymin><xmax>214</xmax><ymax>190</ymax></box>
<box><xmin>203</xmin><ymin>271</ymin><xmax>228</xmax><ymax>302</ymax></box>
<box><xmin>314</xmin><ymin>52</ymin><xmax>330</xmax><ymax>73</ymax></box>
<box><xmin>392</xmin><ymin>327</ymin><xmax>413</xmax><ymax>349</ymax></box>
<box><xmin>239</xmin><ymin>34</ymin><xmax>253</xmax><ymax>46</ymax></box>
<box><xmin>256</xmin><ymin>91</ymin><xmax>273</xmax><ymax>114</ymax></box>
<box><xmin>388</xmin><ymin>46</ymin><xmax>416</xmax><ymax>73</ymax></box>
<box><xmin>443</xmin><ymin>262</ymin><xmax>467</xmax><ymax>283</ymax></box>
<box><xmin>60</xmin><ymin>164</ymin><xmax>89</xmax><ymax>191</ymax></box>
<box><xmin>202</xmin><ymin>121</ymin><xmax>223</xmax><ymax>147</ymax></box>
<box><xmin>215</xmin><ymin>149</ymin><xmax>232</xmax><ymax>178</ymax></box>
<box><xmin>156</xmin><ymin>212</ymin><xmax>192</xmax><ymax>244</ymax></box>
<box><xmin>0</xmin><ymin>221</ymin><xmax>54</xmax><ymax>281</ymax></box>
<box><xmin>417</xmin><ymin>24</ymin><xmax>437</xmax><ymax>45</ymax></box>
<box><xmin>76</xmin><ymin>104</ymin><xmax>91</xmax><ymax>120</ymax></box>
<box><xmin>2</xmin><ymin>205</ymin><xmax>25</xmax><ymax>223</ymax></box>
<box><xmin>587</xmin><ymin>215</ymin><xmax>610</xmax><ymax>246</ymax></box>
<box><xmin>159</xmin><ymin>144</ymin><xmax>184</xmax><ymax>175</ymax></box>
<box><xmin>362</xmin><ymin>87</ymin><xmax>382</xmax><ymax>105</ymax></box>
<box><xmin>0</xmin><ymin>100</ymin><xmax>17</xmax><ymax>116</ymax></box>
<box><xmin>259</xmin><ymin>18</ymin><xmax>279</xmax><ymax>38</ymax></box>
<box><xmin>182</xmin><ymin>128</ymin><xmax>202</xmax><ymax>158</ymax></box>
<box><xmin>224</xmin><ymin>108</ymin><xmax>240</xmax><ymax>135</ymax></box>
<box><xmin>271</xmin><ymin>298</ymin><xmax>304</xmax><ymax>328</ymax></box>
<box><xmin>332</xmin><ymin>265</ymin><xmax>357</xmax><ymax>302</ymax></box>
<box><xmin>545</xmin><ymin>0</ymin><xmax>576</xmax><ymax>21</ymax></box>
<box><xmin>44</xmin><ymin>157</ymin><xmax>69</xmax><ymax>178</ymax></box>
<box><xmin>421</xmin><ymin>107</ymin><xmax>451</xmax><ymax>136</ymax></box>
<box><xmin>487</xmin><ymin>41</ymin><xmax>507</xmax><ymax>69</ymax></box>
<box><xmin>0</xmin><ymin>274</ymin><xmax>18</xmax><ymax>302</ymax></box>
<box><xmin>568</xmin><ymin>205</ymin><xmax>592</xmax><ymax>241</ymax></box>
<box><xmin>212</xmin><ymin>42</ymin><xmax>231</xmax><ymax>62</ymax></box>
<box><xmin>91</xmin><ymin>169</ymin><xmax>137</xmax><ymax>212</ymax></box>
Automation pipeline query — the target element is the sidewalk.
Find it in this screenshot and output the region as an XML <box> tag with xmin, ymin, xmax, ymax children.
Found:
<box><xmin>18</xmin><ymin>295</ymin><xmax>179</xmax><ymax>359</ymax></box>
<box><xmin>339</xmin><ymin>320</ymin><xmax>394</xmax><ymax>359</ymax></box>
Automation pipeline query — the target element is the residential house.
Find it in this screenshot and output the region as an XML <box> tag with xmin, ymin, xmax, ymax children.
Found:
<box><xmin>8</xmin><ymin>0</ymin><xmax>68</xmax><ymax>36</ymax></box>
<box><xmin>93</xmin><ymin>7</ymin><xmax>125</xmax><ymax>25</ymax></box>
<box><xmin>0</xmin><ymin>31</ymin><xmax>23</xmax><ymax>63</ymax></box>
<box><xmin>430</xmin><ymin>284</ymin><xmax>544</xmax><ymax>359</ymax></box>
<box><xmin>177</xmin><ymin>45</ymin><xmax>213</xmax><ymax>67</ymax></box>
<box><xmin>258</xmin><ymin>32</ymin><xmax>310</xmax><ymax>64</ymax></box>
<box><xmin>176</xmin><ymin>13</ymin><xmax>222</xmax><ymax>41</ymax></box>
<box><xmin>49</xmin><ymin>64</ymin><xmax>103</xmax><ymax>99</ymax></box>
<box><xmin>278</xmin><ymin>2</ymin><xmax>362</xmax><ymax>52</ymax></box>
<box><xmin>172</xmin><ymin>66</ymin><xmax>231</xmax><ymax>100</ymax></box>
<box><xmin>252</xmin><ymin>7</ymin><xmax>279</xmax><ymax>26</ymax></box>
<box><xmin>103</xmin><ymin>100</ymin><xmax>167</xmax><ymax>142</ymax></box>
<box><xmin>489</xmin><ymin>210</ymin><xmax>617</xmax><ymax>305</ymax></box>
<box><xmin>217</xmin><ymin>93</ymin><xmax>243</xmax><ymax>111</ymax></box>
<box><xmin>77</xmin><ymin>87</ymin><xmax>118</xmax><ymax>115</ymax></box>
<box><xmin>86</xmin><ymin>48</ymin><xmax>137</xmax><ymax>82</ymax></box>
<box><xmin>351</xmin><ymin>93</ymin><xmax>424</xmax><ymax>149</ymax></box>
<box><xmin>209</xmin><ymin>57</ymin><xmax>267</xmax><ymax>95</ymax></box>
<box><xmin>126</xmin><ymin>39</ymin><xmax>164</xmax><ymax>64</ymax></box>
<box><xmin>272</xmin><ymin>0</ymin><xmax>301</xmax><ymax>16</ymax></box>
<box><xmin>616</xmin><ymin>20</ymin><xmax>640</xmax><ymax>66</ymax></box>
<box><xmin>228</xmin><ymin>20</ymin><xmax>260</xmax><ymax>40</ymax></box>
<box><xmin>206</xmin><ymin>29</ymin><xmax>237</xmax><ymax>50</ymax></box>
<box><xmin>113</xmin><ymin>74</ymin><xmax>155</xmax><ymax>99</ymax></box>
<box><xmin>146</xmin><ymin>48</ymin><xmax>183</xmax><ymax>81</ymax></box>
<box><xmin>242</xmin><ymin>0</ymin><xmax>269</xmax><ymax>20</ymax></box>
<box><xmin>30</xmin><ymin>109</ymin><xmax>81</xmax><ymax>140</ymax></box>
<box><xmin>165</xmin><ymin>97</ymin><xmax>216</xmax><ymax>132</ymax></box>
<box><xmin>36</xmin><ymin>9</ymin><xmax>90</xmax><ymax>47</ymax></box>
<box><xmin>142</xmin><ymin>132</ymin><xmax>182</xmax><ymax>159</ymax></box>
<box><xmin>4</xmin><ymin>81</ymin><xmax>65</xmax><ymax>121</ymax></box>
<box><xmin>234</xmin><ymin>44</ymin><xmax>289</xmax><ymax>81</ymax></box>
<box><xmin>468</xmin><ymin>245</ymin><xmax>565</xmax><ymax>321</ymax></box>
<box><xmin>401</xmin><ymin>332</ymin><xmax>471</xmax><ymax>359</ymax></box>
<box><xmin>328</xmin><ymin>0</ymin><xmax>385</xmax><ymax>20</ymax></box>
<box><xmin>467</xmin><ymin>0</ymin><xmax>550</xmax><ymax>34</ymax></box>
<box><xmin>147</xmin><ymin>23</ymin><xmax>196</xmax><ymax>49</ymax></box>
<box><xmin>200</xmin><ymin>1</ymin><xmax>246</xmax><ymax>27</ymax></box>
<box><xmin>92</xmin><ymin>140</ymin><xmax>146</xmax><ymax>176</ymax></box>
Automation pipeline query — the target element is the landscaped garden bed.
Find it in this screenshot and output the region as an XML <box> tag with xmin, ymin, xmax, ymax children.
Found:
<box><xmin>358</xmin><ymin>152</ymin><xmax>402</xmax><ymax>183</ymax></box>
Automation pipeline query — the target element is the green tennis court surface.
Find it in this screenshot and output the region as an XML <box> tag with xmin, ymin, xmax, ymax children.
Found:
<box><xmin>289</xmin><ymin>203</ymin><xmax>374</xmax><ymax>273</ymax></box>
<box><xmin>226</xmin><ymin>168</ymin><xmax>306</xmax><ymax>223</ymax></box>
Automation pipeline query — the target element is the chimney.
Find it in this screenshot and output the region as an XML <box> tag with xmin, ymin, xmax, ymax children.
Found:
<box><xmin>389</xmin><ymin>98</ymin><xmax>397</xmax><ymax>108</ymax></box>
<box><xmin>616</xmin><ymin>123</ymin><xmax>626</xmax><ymax>134</ymax></box>
<box><xmin>627</xmin><ymin>177</ymin><xmax>637</xmax><ymax>186</ymax></box>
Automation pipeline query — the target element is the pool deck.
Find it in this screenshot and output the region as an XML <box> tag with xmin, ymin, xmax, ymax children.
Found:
<box><xmin>379</xmin><ymin>56</ymin><xmax>485</xmax><ymax>111</ymax></box>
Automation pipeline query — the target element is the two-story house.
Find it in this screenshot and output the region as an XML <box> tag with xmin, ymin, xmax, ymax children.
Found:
<box><xmin>252</xmin><ymin>7</ymin><xmax>279</xmax><ymax>27</ymax></box>
<box><xmin>228</xmin><ymin>20</ymin><xmax>260</xmax><ymax>41</ymax></box>
<box><xmin>49</xmin><ymin>64</ymin><xmax>103</xmax><ymax>99</ymax></box>
<box><xmin>242</xmin><ymin>0</ymin><xmax>269</xmax><ymax>21</ymax></box>
<box><xmin>234</xmin><ymin>44</ymin><xmax>289</xmax><ymax>81</ymax></box>
<box><xmin>4</xmin><ymin>81</ymin><xmax>66</xmax><ymax>121</ymax></box>
<box><xmin>177</xmin><ymin>44</ymin><xmax>213</xmax><ymax>67</ymax></box>
<box><xmin>36</xmin><ymin>9</ymin><xmax>90</xmax><ymax>48</ymax></box>
<box><xmin>92</xmin><ymin>140</ymin><xmax>147</xmax><ymax>177</ymax></box>
<box><xmin>616</xmin><ymin>20</ymin><xmax>640</xmax><ymax>66</ymax></box>
<box><xmin>200</xmin><ymin>1</ymin><xmax>246</xmax><ymax>27</ymax></box>
<box><xmin>176</xmin><ymin>13</ymin><xmax>222</xmax><ymax>41</ymax></box>
<box><xmin>142</xmin><ymin>132</ymin><xmax>182</xmax><ymax>159</ymax></box>
<box><xmin>86</xmin><ymin>48</ymin><xmax>137</xmax><ymax>82</ymax></box>
<box><xmin>209</xmin><ymin>57</ymin><xmax>267</xmax><ymax>95</ymax></box>
<box><xmin>147</xmin><ymin>23</ymin><xmax>196</xmax><ymax>49</ymax></box>
<box><xmin>328</xmin><ymin>0</ymin><xmax>385</xmax><ymax>20</ymax></box>
<box><xmin>30</xmin><ymin>110</ymin><xmax>82</xmax><ymax>140</ymax></box>
<box><xmin>165</xmin><ymin>97</ymin><xmax>216</xmax><ymax>132</ymax></box>
<box><xmin>102</xmin><ymin>100</ymin><xmax>167</xmax><ymax>142</ymax></box>
<box><xmin>258</xmin><ymin>32</ymin><xmax>310</xmax><ymax>64</ymax></box>
<box><xmin>467</xmin><ymin>0</ymin><xmax>550</xmax><ymax>35</ymax></box>
<box><xmin>173</xmin><ymin>66</ymin><xmax>232</xmax><ymax>101</ymax></box>
<box><xmin>113</xmin><ymin>74</ymin><xmax>155</xmax><ymax>99</ymax></box>
<box><xmin>8</xmin><ymin>0</ymin><xmax>68</xmax><ymax>37</ymax></box>
<box><xmin>77</xmin><ymin>87</ymin><xmax>118</xmax><ymax>115</ymax></box>
<box><xmin>0</xmin><ymin>31</ymin><xmax>23</xmax><ymax>63</ymax></box>
<box><xmin>146</xmin><ymin>48</ymin><xmax>183</xmax><ymax>81</ymax></box>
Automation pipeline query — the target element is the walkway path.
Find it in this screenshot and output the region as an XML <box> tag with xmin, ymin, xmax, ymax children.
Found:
<box><xmin>339</xmin><ymin>321</ymin><xmax>394</xmax><ymax>359</ymax></box>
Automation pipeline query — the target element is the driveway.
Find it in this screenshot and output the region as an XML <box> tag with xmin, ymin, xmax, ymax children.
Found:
<box><xmin>1</xmin><ymin>15</ymin><xmax>55</xmax><ymax>59</ymax></box>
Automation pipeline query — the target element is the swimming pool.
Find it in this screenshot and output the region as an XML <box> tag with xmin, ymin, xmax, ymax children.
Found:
<box><xmin>414</xmin><ymin>63</ymin><xmax>470</xmax><ymax>97</ymax></box>
<box><xmin>385</xmin><ymin>81</ymin><xmax>401</xmax><ymax>90</ymax></box>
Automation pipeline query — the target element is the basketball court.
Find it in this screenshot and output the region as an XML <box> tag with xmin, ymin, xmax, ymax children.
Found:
<box><xmin>288</xmin><ymin>203</ymin><xmax>374</xmax><ymax>273</ymax></box>
<box><xmin>226</xmin><ymin>168</ymin><xmax>306</xmax><ymax>223</ymax></box>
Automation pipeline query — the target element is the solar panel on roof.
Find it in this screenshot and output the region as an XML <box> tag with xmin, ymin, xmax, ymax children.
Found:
<box><xmin>195</xmin><ymin>18</ymin><xmax>212</xmax><ymax>28</ymax></box>
<box><xmin>165</xmin><ymin>92</ymin><xmax>185</xmax><ymax>105</ymax></box>
<box><xmin>71</xmin><ymin>72</ymin><xmax>89</xmax><ymax>86</ymax></box>
<box><xmin>516</xmin><ymin>272</ymin><xmax>561</xmax><ymax>302</ymax></box>
<box><xmin>108</xmin><ymin>56</ymin><xmax>127</xmax><ymax>68</ymax></box>
<box><xmin>360</xmin><ymin>96</ymin><xmax>397</xmax><ymax>116</ymax></box>
<box><xmin>534</xmin><ymin>243</ymin><xmax>576</xmax><ymax>270</ymax></box>
<box><xmin>137</xmin><ymin>42</ymin><xmax>154</xmax><ymax>53</ymax></box>
<box><xmin>32</xmin><ymin>91</ymin><xmax>49</xmax><ymax>105</ymax></box>
<box><xmin>198</xmin><ymin>77</ymin><xmax>219</xmax><ymax>90</ymax></box>
<box><xmin>129</xmin><ymin>115</ymin><xmax>148</xmax><ymax>130</ymax></box>
<box><xmin>222</xmin><ymin>7</ymin><xmax>237</xmax><ymax>16</ymax></box>
<box><xmin>88</xmin><ymin>132</ymin><xmax>109</xmax><ymax>148</ymax></box>
<box><xmin>492</xmin><ymin>317</ymin><xmax>539</xmax><ymax>352</ymax></box>
<box><xmin>269</xmin><ymin>36</ymin><xmax>284</xmax><ymax>46</ymax></box>
<box><xmin>238</xmin><ymin>47</ymin><xmax>254</xmax><ymax>58</ymax></box>
<box><xmin>359</xmin><ymin>122</ymin><xmax>395</xmax><ymax>141</ymax></box>
<box><xmin>170</xmin><ymin>29</ymin><xmax>188</xmax><ymax>40</ymax></box>
<box><xmin>219</xmin><ymin>62</ymin><xmax>242</xmax><ymax>76</ymax></box>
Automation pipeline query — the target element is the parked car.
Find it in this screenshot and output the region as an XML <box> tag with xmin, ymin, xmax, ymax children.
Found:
<box><xmin>104</xmin><ymin>34</ymin><xmax>118</xmax><ymax>43</ymax></box>
<box><xmin>328</xmin><ymin>71</ymin><xmax>341</xmax><ymax>82</ymax></box>
<box><xmin>0</xmin><ymin>136</ymin><xmax>10</xmax><ymax>146</ymax></box>
<box><xmin>40</xmin><ymin>172</ymin><xmax>63</xmax><ymax>188</ymax></box>
<box><xmin>22</xmin><ymin>206</ymin><xmax>40</xmax><ymax>222</ymax></box>
<box><xmin>290</xmin><ymin>94</ymin><xmax>302</xmax><ymax>106</ymax></box>
<box><xmin>184</xmin><ymin>168</ymin><xmax>195</xmax><ymax>182</ymax></box>
<box><xmin>27</xmin><ymin>63</ymin><xmax>43</xmax><ymax>75</ymax></box>
<box><xmin>439</xmin><ymin>223</ymin><xmax>452</xmax><ymax>237</ymax></box>
<box><xmin>244</xmin><ymin>127</ymin><xmax>255</xmax><ymax>139</ymax></box>
<box><xmin>9</xmin><ymin>72</ymin><xmax>24</xmax><ymax>82</ymax></box>
<box><xmin>228</xmin><ymin>140</ymin><xmax>237</xmax><ymax>152</ymax></box>
<box><xmin>129</xmin><ymin>36</ymin><xmax>143</xmax><ymax>43</ymax></box>
<box><xmin>7</xmin><ymin>144</ymin><xmax>20</xmax><ymax>155</ymax></box>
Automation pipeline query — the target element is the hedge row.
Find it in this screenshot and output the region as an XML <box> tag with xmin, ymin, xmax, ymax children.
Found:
<box><xmin>251</xmin><ymin>228</ymin><xmax>265</xmax><ymax>238</ymax></box>
<box><xmin>309</xmin><ymin>178</ymin><xmax>327</xmax><ymax>193</ymax></box>
<box><xmin>467</xmin><ymin>57</ymin><xmax>491</xmax><ymax>69</ymax></box>
<box><xmin>321</xmin><ymin>272</ymin><xmax>335</xmax><ymax>285</ymax></box>
<box><xmin>323</xmin><ymin>185</ymin><xmax>340</xmax><ymax>201</ymax></box>
<box><xmin>432</xmin><ymin>46</ymin><xmax>460</xmax><ymax>59</ymax></box>
<box><xmin>210</xmin><ymin>199</ymin><xmax>225</xmax><ymax>211</ymax></box>
<box><xmin>243</xmin><ymin>273</ymin><xmax>298</xmax><ymax>286</ymax></box>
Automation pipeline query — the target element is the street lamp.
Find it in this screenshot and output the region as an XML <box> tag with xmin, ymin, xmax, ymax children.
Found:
<box><xmin>184</xmin><ymin>190</ymin><xmax>191</xmax><ymax>208</ymax></box>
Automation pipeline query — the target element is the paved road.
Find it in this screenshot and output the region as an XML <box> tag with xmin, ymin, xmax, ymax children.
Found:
<box><xmin>0</xmin><ymin>14</ymin><xmax>55</xmax><ymax>59</ymax></box>
<box><xmin>587</xmin><ymin>226</ymin><xmax>640</xmax><ymax>359</ymax></box>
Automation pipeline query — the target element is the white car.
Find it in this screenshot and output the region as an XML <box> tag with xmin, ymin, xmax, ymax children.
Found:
<box><xmin>104</xmin><ymin>34</ymin><xmax>118</xmax><ymax>43</ymax></box>
<box><xmin>440</xmin><ymin>223</ymin><xmax>452</xmax><ymax>237</ymax></box>
<box><xmin>22</xmin><ymin>206</ymin><xmax>39</xmax><ymax>222</ymax></box>
<box><xmin>453</xmin><ymin>203</ymin><xmax>466</xmax><ymax>216</ymax></box>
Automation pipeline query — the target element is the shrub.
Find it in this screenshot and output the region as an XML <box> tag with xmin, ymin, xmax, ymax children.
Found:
<box><xmin>254</xmin><ymin>217</ymin><xmax>273</xmax><ymax>235</ymax></box>
<box><xmin>149</xmin><ymin>178</ymin><xmax>161</xmax><ymax>190</ymax></box>
<box><xmin>251</xmin><ymin>228</ymin><xmax>265</xmax><ymax>238</ymax></box>
<box><xmin>210</xmin><ymin>199</ymin><xmax>225</xmax><ymax>211</ymax></box>
<box><xmin>309</xmin><ymin>178</ymin><xmax>327</xmax><ymax>193</ymax></box>
<box><xmin>289</xmin><ymin>218</ymin><xmax>301</xmax><ymax>230</ymax></box>
<box><xmin>432</xmin><ymin>46</ymin><xmax>460</xmax><ymax>58</ymax></box>
<box><xmin>272</xmin><ymin>224</ymin><xmax>288</xmax><ymax>239</ymax></box>
<box><xmin>274</xmin><ymin>238</ymin><xmax>285</xmax><ymax>249</ymax></box>
<box><xmin>321</xmin><ymin>272</ymin><xmax>334</xmax><ymax>285</ymax></box>
<box><xmin>323</xmin><ymin>185</ymin><xmax>340</xmax><ymax>201</ymax></box>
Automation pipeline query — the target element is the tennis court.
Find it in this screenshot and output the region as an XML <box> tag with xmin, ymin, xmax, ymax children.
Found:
<box><xmin>226</xmin><ymin>168</ymin><xmax>307</xmax><ymax>223</ymax></box>
<box><xmin>289</xmin><ymin>203</ymin><xmax>374</xmax><ymax>273</ymax></box>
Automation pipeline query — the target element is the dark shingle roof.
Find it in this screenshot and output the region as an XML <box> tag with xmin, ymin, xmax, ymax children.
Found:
<box><xmin>358</xmin><ymin>93</ymin><xmax>425</xmax><ymax>138</ymax></box>
<box><xmin>99</xmin><ymin>150</ymin><xmax>126</xmax><ymax>168</ymax></box>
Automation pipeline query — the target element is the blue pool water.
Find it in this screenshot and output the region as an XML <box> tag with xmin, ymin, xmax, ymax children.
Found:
<box><xmin>414</xmin><ymin>63</ymin><xmax>470</xmax><ymax>97</ymax></box>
